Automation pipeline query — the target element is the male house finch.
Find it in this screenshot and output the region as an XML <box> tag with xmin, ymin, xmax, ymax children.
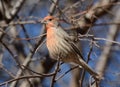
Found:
<box><xmin>42</xmin><ymin>16</ymin><xmax>99</xmax><ymax>79</ymax></box>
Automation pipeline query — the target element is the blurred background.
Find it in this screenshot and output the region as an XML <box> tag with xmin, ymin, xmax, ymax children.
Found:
<box><xmin>0</xmin><ymin>0</ymin><xmax>120</xmax><ymax>87</ymax></box>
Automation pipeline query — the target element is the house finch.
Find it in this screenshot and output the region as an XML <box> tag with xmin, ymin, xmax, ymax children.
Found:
<box><xmin>42</xmin><ymin>16</ymin><xmax>99</xmax><ymax>79</ymax></box>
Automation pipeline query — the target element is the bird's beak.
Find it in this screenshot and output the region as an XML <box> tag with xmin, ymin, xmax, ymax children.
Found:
<box><xmin>41</xmin><ymin>20</ymin><xmax>46</xmax><ymax>24</ymax></box>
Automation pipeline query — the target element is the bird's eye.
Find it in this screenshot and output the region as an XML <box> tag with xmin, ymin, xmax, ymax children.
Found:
<box><xmin>48</xmin><ymin>18</ymin><xmax>52</xmax><ymax>21</ymax></box>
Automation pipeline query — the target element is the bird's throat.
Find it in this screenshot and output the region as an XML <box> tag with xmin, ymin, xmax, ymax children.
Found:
<box><xmin>46</xmin><ymin>28</ymin><xmax>58</xmax><ymax>45</ymax></box>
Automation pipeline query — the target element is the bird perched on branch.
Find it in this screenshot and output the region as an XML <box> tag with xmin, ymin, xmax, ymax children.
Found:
<box><xmin>42</xmin><ymin>15</ymin><xmax>99</xmax><ymax>79</ymax></box>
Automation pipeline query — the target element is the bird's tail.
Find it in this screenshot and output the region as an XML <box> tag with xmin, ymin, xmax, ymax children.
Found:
<box><xmin>77</xmin><ymin>58</ymin><xmax>99</xmax><ymax>79</ymax></box>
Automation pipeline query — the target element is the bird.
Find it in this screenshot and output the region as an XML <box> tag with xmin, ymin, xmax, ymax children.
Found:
<box><xmin>42</xmin><ymin>15</ymin><xmax>99</xmax><ymax>79</ymax></box>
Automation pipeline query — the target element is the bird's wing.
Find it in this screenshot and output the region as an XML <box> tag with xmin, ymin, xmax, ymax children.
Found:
<box><xmin>70</xmin><ymin>41</ymin><xmax>84</xmax><ymax>59</ymax></box>
<box><xmin>65</xmin><ymin>37</ymin><xmax>85</xmax><ymax>60</ymax></box>
<box><xmin>60</xmin><ymin>26</ymin><xmax>84</xmax><ymax>60</ymax></box>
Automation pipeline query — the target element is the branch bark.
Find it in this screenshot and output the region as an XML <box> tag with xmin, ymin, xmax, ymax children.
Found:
<box><xmin>10</xmin><ymin>0</ymin><xmax>59</xmax><ymax>87</ymax></box>
<box><xmin>73</xmin><ymin>0</ymin><xmax>118</xmax><ymax>34</ymax></box>
<box><xmin>92</xmin><ymin>5</ymin><xmax>120</xmax><ymax>87</ymax></box>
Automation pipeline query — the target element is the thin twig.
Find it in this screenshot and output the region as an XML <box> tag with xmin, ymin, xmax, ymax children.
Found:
<box><xmin>21</xmin><ymin>65</ymin><xmax>55</xmax><ymax>76</ymax></box>
<box><xmin>50</xmin><ymin>56</ymin><xmax>61</xmax><ymax>87</ymax></box>
<box><xmin>0</xmin><ymin>75</ymin><xmax>52</xmax><ymax>86</ymax></box>
<box><xmin>55</xmin><ymin>65</ymin><xmax>79</xmax><ymax>81</ymax></box>
<box><xmin>0</xmin><ymin>64</ymin><xmax>15</xmax><ymax>78</ymax></box>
